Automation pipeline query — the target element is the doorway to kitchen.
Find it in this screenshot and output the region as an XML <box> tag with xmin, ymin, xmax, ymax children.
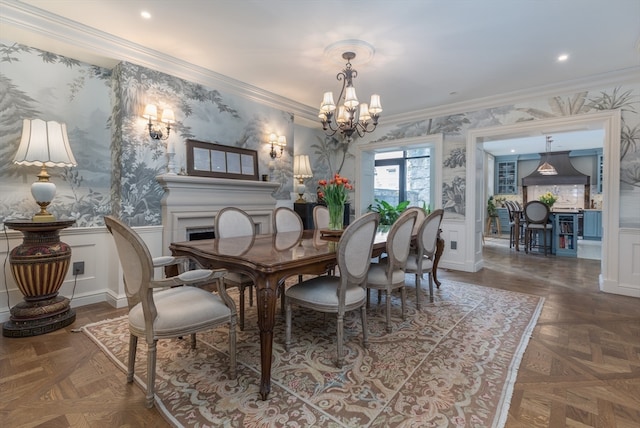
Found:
<box><xmin>466</xmin><ymin>110</ymin><xmax>621</xmax><ymax>293</ymax></box>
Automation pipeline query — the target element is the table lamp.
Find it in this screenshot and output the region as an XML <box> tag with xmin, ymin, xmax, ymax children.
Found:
<box><xmin>293</xmin><ymin>155</ymin><xmax>313</xmax><ymax>203</ymax></box>
<box><xmin>13</xmin><ymin>119</ymin><xmax>77</xmax><ymax>222</ymax></box>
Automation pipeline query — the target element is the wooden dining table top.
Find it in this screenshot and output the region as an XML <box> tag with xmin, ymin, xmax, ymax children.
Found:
<box><xmin>170</xmin><ymin>229</ymin><xmax>389</xmax><ymax>272</ymax></box>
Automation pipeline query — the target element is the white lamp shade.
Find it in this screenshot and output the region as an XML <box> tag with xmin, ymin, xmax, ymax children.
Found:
<box><xmin>369</xmin><ymin>94</ymin><xmax>382</xmax><ymax>114</ymax></box>
<box><xmin>142</xmin><ymin>104</ymin><xmax>158</xmax><ymax>120</ymax></box>
<box><xmin>358</xmin><ymin>103</ymin><xmax>371</xmax><ymax>122</ymax></box>
<box><xmin>278</xmin><ymin>135</ymin><xmax>287</xmax><ymax>147</ymax></box>
<box><xmin>293</xmin><ymin>155</ymin><xmax>313</xmax><ymax>178</ymax></box>
<box><xmin>14</xmin><ymin>119</ymin><xmax>77</xmax><ymax>167</ymax></box>
<box><xmin>321</xmin><ymin>92</ymin><xmax>336</xmax><ymax>113</ymax></box>
<box><xmin>343</xmin><ymin>86</ymin><xmax>359</xmax><ymax>108</ymax></box>
<box><xmin>161</xmin><ymin>108</ymin><xmax>175</xmax><ymax>124</ymax></box>
<box><xmin>337</xmin><ymin>106</ymin><xmax>348</xmax><ymax>124</ymax></box>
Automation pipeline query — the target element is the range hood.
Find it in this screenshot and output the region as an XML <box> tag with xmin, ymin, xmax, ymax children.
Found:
<box><xmin>522</xmin><ymin>151</ymin><xmax>590</xmax><ymax>186</ymax></box>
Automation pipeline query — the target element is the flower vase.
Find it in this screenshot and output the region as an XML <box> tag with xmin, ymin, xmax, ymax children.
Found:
<box><xmin>328</xmin><ymin>203</ymin><xmax>344</xmax><ymax>230</ymax></box>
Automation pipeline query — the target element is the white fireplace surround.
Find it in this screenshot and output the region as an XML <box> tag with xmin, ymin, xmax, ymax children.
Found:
<box><xmin>156</xmin><ymin>174</ymin><xmax>280</xmax><ymax>252</ymax></box>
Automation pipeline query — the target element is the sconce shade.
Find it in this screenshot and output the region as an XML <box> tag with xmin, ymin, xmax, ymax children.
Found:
<box><xmin>268</xmin><ymin>133</ymin><xmax>287</xmax><ymax>159</ymax></box>
<box><xmin>14</xmin><ymin>119</ymin><xmax>77</xmax><ymax>167</ymax></box>
<box><xmin>14</xmin><ymin>119</ymin><xmax>77</xmax><ymax>222</ymax></box>
<box><xmin>161</xmin><ymin>108</ymin><xmax>175</xmax><ymax>124</ymax></box>
<box><xmin>142</xmin><ymin>104</ymin><xmax>158</xmax><ymax>120</ymax></box>
<box><xmin>142</xmin><ymin>104</ymin><xmax>173</xmax><ymax>140</ymax></box>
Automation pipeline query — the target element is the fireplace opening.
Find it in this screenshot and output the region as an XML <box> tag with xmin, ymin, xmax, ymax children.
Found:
<box><xmin>187</xmin><ymin>227</ymin><xmax>215</xmax><ymax>241</ymax></box>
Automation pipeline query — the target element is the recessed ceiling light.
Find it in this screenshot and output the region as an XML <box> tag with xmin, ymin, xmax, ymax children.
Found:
<box><xmin>141</xmin><ymin>11</ymin><xmax>151</xmax><ymax>19</ymax></box>
<box><xmin>510</xmin><ymin>149</ymin><xmax>516</xmax><ymax>153</ymax></box>
<box><xmin>557</xmin><ymin>54</ymin><xmax>569</xmax><ymax>62</ymax></box>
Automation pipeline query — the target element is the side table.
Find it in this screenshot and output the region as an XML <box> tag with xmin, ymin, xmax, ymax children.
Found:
<box><xmin>3</xmin><ymin>219</ymin><xmax>76</xmax><ymax>337</ymax></box>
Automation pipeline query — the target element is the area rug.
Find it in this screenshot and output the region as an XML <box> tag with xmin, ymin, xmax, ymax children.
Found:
<box><xmin>82</xmin><ymin>278</ymin><xmax>544</xmax><ymax>427</ymax></box>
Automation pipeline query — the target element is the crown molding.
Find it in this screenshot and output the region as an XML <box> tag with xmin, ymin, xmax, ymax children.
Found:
<box><xmin>2</xmin><ymin>0</ymin><xmax>637</xmax><ymax>131</ymax></box>
<box><xmin>0</xmin><ymin>0</ymin><xmax>318</xmax><ymax>122</ymax></box>
<box><xmin>383</xmin><ymin>67</ymin><xmax>640</xmax><ymax>126</ymax></box>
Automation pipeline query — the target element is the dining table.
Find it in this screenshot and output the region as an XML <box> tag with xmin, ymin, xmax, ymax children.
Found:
<box><xmin>169</xmin><ymin>228</ymin><xmax>388</xmax><ymax>400</ymax></box>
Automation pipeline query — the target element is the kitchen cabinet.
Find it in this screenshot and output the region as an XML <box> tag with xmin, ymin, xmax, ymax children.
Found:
<box><xmin>597</xmin><ymin>151</ymin><xmax>603</xmax><ymax>193</ymax></box>
<box><xmin>554</xmin><ymin>213</ymin><xmax>577</xmax><ymax>257</ymax></box>
<box><xmin>497</xmin><ymin>208</ymin><xmax>511</xmax><ymax>234</ymax></box>
<box><xmin>583</xmin><ymin>210</ymin><xmax>602</xmax><ymax>240</ymax></box>
<box><xmin>495</xmin><ymin>156</ymin><xmax>518</xmax><ymax>194</ymax></box>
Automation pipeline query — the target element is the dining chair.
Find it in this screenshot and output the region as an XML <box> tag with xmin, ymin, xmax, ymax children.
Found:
<box><xmin>504</xmin><ymin>201</ymin><xmax>517</xmax><ymax>248</ymax></box>
<box><xmin>273</xmin><ymin>206</ymin><xmax>305</xmax><ymax>286</ymax></box>
<box><xmin>366</xmin><ymin>208</ymin><xmax>418</xmax><ymax>333</ymax></box>
<box><xmin>104</xmin><ymin>216</ymin><xmax>237</xmax><ymax>408</ymax></box>
<box><xmin>273</xmin><ymin>206</ymin><xmax>304</xmax><ymax>234</ymax></box>
<box><xmin>405</xmin><ymin>209</ymin><xmax>444</xmax><ymax>308</ymax></box>
<box><xmin>215</xmin><ymin>207</ymin><xmax>256</xmax><ymax>330</ymax></box>
<box><xmin>285</xmin><ymin>212</ymin><xmax>379</xmax><ymax>367</ymax></box>
<box><xmin>523</xmin><ymin>200</ymin><xmax>552</xmax><ymax>256</ymax></box>
<box><xmin>313</xmin><ymin>204</ymin><xmax>330</xmax><ymax>230</ymax></box>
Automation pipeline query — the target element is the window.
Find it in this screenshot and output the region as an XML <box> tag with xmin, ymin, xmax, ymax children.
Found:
<box><xmin>374</xmin><ymin>149</ymin><xmax>431</xmax><ymax>208</ymax></box>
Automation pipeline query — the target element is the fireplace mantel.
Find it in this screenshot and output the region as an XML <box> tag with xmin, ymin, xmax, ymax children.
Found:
<box><xmin>156</xmin><ymin>174</ymin><xmax>280</xmax><ymax>251</ymax></box>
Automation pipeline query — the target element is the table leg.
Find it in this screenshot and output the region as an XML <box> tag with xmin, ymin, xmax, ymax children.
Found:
<box><xmin>514</xmin><ymin>217</ymin><xmax>520</xmax><ymax>251</ymax></box>
<box><xmin>254</xmin><ymin>273</ymin><xmax>279</xmax><ymax>400</ymax></box>
<box><xmin>432</xmin><ymin>229</ymin><xmax>444</xmax><ymax>288</ymax></box>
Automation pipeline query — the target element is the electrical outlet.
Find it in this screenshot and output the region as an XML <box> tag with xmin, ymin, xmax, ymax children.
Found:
<box><xmin>450</xmin><ymin>241</ymin><xmax>457</xmax><ymax>250</ymax></box>
<box><xmin>73</xmin><ymin>261</ymin><xmax>84</xmax><ymax>275</ymax></box>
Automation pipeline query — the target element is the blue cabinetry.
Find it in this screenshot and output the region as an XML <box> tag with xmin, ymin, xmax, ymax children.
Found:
<box><xmin>495</xmin><ymin>156</ymin><xmax>518</xmax><ymax>194</ymax></box>
<box><xmin>554</xmin><ymin>213</ymin><xmax>577</xmax><ymax>257</ymax></box>
<box><xmin>583</xmin><ymin>210</ymin><xmax>602</xmax><ymax>240</ymax></box>
<box><xmin>497</xmin><ymin>208</ymin><xmax>511</xmax><ymax>234</ymax></box>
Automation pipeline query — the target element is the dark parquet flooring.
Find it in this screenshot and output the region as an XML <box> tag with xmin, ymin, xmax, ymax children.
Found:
<box><xmin>1</xmin><ymin>236</ymin><xmax>638</xmax><ymax>427</ymax></box>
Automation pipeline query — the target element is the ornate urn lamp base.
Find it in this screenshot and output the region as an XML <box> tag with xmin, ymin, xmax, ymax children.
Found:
<box><xmin>3</xmin><ymin>219</ymin><xmax>76</xmax><ymax>337</ymax></box>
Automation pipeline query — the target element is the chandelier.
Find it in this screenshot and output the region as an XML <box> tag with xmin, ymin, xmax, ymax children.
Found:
<box><xmin>318</xmin><ymin>52</ymin><xmax>382</xmax><ymax>141</ymax></box>
<box><xmin>537</xmin><ymin>135</ymin><xmax>558</xmax><ymax>175</ymax></box>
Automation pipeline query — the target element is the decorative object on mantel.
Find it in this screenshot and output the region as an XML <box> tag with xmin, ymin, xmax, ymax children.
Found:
<box><xmin>186</xmin><ymin>139</ymin><xmax>259</xmax><ymax>180</ymax></box>
<box><xmin>268</xmin><ymin>133</ymin><xmax>287</xmax><ymax>159</ymax></box>
<box><xmin>537</xmin><ymin>135</ymin><xmax>558</xmax><ymax>176</ymax></box>
<box><xmin>142</xmin><ymin>104</ymin><xmax>174</xmax><ymax>140</ymax></box>
<box><xmin>13</xmin><ymin>119</ymin><xmax>78</xmax><ymax>222</ymax></box>
<box><xmin>318</xmin><ymin>173</ymin><xmax>352</xmax><ymax>230</ymax></box>
<box><xmin>318</xmin><ymin>42</ymin><xmax>382</xmax><ymax>141</ymax></box>
<box><xmin>293</xmin><ymin>155</ymin><xmax>313</xmax><ymax>203</ymax></box>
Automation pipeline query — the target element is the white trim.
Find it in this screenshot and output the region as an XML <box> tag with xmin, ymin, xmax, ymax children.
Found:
<box><xmin>355</xmin><ymin>134</ymin><xmax>443</xmax><ymax>216</ymax></box>
<box><xmin>466</xmin><ymin>110</ymin><xmax>624</xmax><ymax>294</ymax></box>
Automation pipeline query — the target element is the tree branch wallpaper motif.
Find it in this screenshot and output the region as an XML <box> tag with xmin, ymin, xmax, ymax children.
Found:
<box><xmin>0</xmin><ymin>41</ymin><xmax>293</xmax><ymax>227</ymax></box>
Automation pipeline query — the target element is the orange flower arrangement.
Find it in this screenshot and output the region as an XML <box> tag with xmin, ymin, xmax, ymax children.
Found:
<box><xmin>318</xmin><ymin>173</ymin><xmax>353</xmax><ymax>230</ymax></box>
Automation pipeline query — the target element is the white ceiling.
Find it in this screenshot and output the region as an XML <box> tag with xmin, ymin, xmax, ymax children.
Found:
<box><xmin>1</xmin><ymin>0</ymin><xmax>639</xmax><ymax>154</ymax></box>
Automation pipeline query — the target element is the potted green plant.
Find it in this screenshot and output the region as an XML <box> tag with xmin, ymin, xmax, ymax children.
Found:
<box><xmin>367</xmin><ymin>199</ymin><xmax>410</xmax><ymax>225</ymax></box>
<box><xmin>487</xmin><ymin>196</ymin><xmax>498</xmax><ymax>217</ymax></box>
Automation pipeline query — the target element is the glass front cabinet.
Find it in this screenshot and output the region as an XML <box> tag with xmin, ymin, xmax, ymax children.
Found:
<box><xmin>495</xmin><ymin>156</ymin><xmax>518</xmax><ymax>195</ymax></box>
<box><xmin>554</xmin><ymin>213</ymin><xmax>577</xmax><ymax>257</ymax></box>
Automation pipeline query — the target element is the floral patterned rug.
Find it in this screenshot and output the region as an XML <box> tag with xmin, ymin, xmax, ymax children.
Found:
<box><xmin>82</xmin><ymin>278</ymin><xmax>543</xmax><ymax>427</ymax></box>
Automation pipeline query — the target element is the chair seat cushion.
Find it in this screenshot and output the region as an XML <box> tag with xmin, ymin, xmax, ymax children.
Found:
<box><xmin>405</xmin><ymin>256</ymin><xmax>433</xmax><ymax>272</ymax></box>
<box><xmin>129</xmin><ymin>286</ymin><xmax>230</xmax><ymax>337</ymax></box>
<box><xmin>285</xmin><ymin>276</ymin><xmax>366</xmax><ymax>308</ymax></box>
<box><xmin>223</xmin><ymin>271</ymin><xmax>253</xmax><ymax>286</ymax></box>
<box><xmin>526</xmin><ymin>224</ymin><xmax>549</xmax><ymax>230</ymax></box>
<box><xmin>366</xmin><ymin>260</ymin><xmax>406</xmax><ymax>286</ymax></box>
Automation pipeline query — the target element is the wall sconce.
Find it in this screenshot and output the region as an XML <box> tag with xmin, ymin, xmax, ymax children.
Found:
<box><xmin>13</xmin><ymin>119</ymin><xmax>77</xmax><ymax>222</ymax></box>
<box><xmin>268</xmin><ymin>133</ymin><xmax>286</xmax><ymax>159</ymax></box>
<box><xmin>293</xmin><ymin>155</ymin><xmax>313</xmax><ymax>203</ymax></box>
<box><xmin>142</xmin><ymin>104</ymin><xmax>175</xmax><ymax>140</ymax></box>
